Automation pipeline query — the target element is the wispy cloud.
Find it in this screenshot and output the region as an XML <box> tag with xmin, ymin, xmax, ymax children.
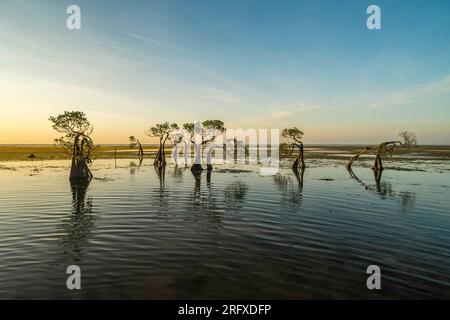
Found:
<box><xmin>195</xmin><ymin>87</ymin><xmax>241</xmax><ymax>103</ymax></box>
<box><xmin>268</xmin><ymin>102</ymin><xmax>318</xmax><ymax>120</ymax></box>
<box><xmin>75</xmin><ymin>33</ymin><xmax>130</xmax><ymax>53</ymax></box>
<box><xmin>371</xmin><ymin>74</ymin><xmax>450</xmax><ymax>108</ymax></box>
<box><xmin>245</xmin><ymin>102</ymin><xmax>319</xmax><ymax>127</ymax></box>
<box><xmin>125</xmin><ymin>31</ymin><xmax>186</xmax><ymax>53</ymax></box>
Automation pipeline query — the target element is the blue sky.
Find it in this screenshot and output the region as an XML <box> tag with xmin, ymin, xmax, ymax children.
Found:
<box><xmin>1</xmin><ymin>0</ymin><xmax>449</xmax><ymax>144</ymax></box>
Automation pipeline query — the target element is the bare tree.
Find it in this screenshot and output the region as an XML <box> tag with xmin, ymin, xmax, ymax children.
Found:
<box><xmin>146</xmin><ymin>122</ymin><xmax>179</xmax><ymax>168</ymax></box>
<box><xmin>347</xmin><ymin>131</ymin><xmax>418</xmax><ymax>171</ymax></box>
<box><xmin>129</xmin><ymin>136</ymin><xmax>144</xmax><ymax>158</ymax></box>
<box><xmin>282</xmin><ymin>127</ymin><xmax>305</xmax><ymax>170</ymax></box>
<box><xmin>399</xmin><ymin>131</ymin><xmax>418</xmax><ymax>146</ymax></box>
<box><xmin>49</xmin><ymin>111</ymin><xmax>95</xmax><ymax>180</ymax></box>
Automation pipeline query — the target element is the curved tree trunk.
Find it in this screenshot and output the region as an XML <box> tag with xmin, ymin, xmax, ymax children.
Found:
<box><xmin>372</xmin><ymin>141</ymin><xmax>401</xmax><ymax>172</ymax></box>
<box><xmin>373</xmin><ymin>152</ymin><xmax>384</xmax><ymax>171</ymax></box>
<box><xmin>153</xmin><ymin>140</ymin><xmax>162</xmax><ymax>166</ymax></box>
<box><xmin>292</xmin><ymin>142</ymin><xmax>305</xmax><ymax>170</ymax></box>
<box><xmin>137</xmin><ymin>140</ymin><xmax>144</xmax><ymax>158</ymax></box>
<box><xmin>154</xmin><ymin>135</ymin><xmax>168</xmax><ymax>168</ymax></box>
<box><xmin>154</xmin><ymin>148</ymin><xmax>161</xmax><ymax>166</ymax></box>
<box><xmin>374</xmin><ymin>168</ymin><xmax>383</xmax><ymax>192</ymax></box>
<box><xmin>161</xmin><ymin>134</ymin><xmax>168</xmax><ymax>167</ymax></box>
<box><xmin>347</xmin><ymin>147</ymin><xmax>372</xmax><ymax>169</ymax></box>
<box><xmin>373</xmin><ymin>144</ymin><xmax>385</xmax><ymax>171</ymax></box>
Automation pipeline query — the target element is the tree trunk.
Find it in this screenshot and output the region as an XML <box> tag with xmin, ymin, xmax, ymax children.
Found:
<box><xmin>299</xmin><ymin>142</ymin><xmax>305</xmax><ymax>170</ymax></box>
<box><xmin>292</xmin><ymin>142</ymin><xmax>305</xmax><ymax>170</ymax></box>
<box><xmin>233</xmin><ymin>137</ymin><xmax>238</xmax><ymax>164</ymax></box>
<box><xmin>70</xmin><ymin>159</ymin><xmax>92</xmax><ymax>180</ymax></box>
<box><xmin>162</xmin><ymin>136</ymin><xmax>167</xmax><ymax>167</ymax></box>
<box><xmin>372</xmin><ymin>141</ymin><xmax>401</xmax><ymax>172</ymax></box>
<box><xmin>137</xmin><ymin>140</ymin><xmax>144</xmax><ymax>158</ymax></box>
<box><xmin>373</xmin><ymin>153</ymin><xmax>384</xmax><ymax>171</ymax></box>
<box><xmin>154</xmin><ymin>137</ymin><xmax>166</xmax><ymax>168</ymax></box>
<box><xmin>158</xmin><ymin>134</ymin><xmax>170</xmax><ymax>167</ymax></box>
<box><xmin>69</xmin><ymin>134</ymin><xmax>92</xmax><ymax>180</ymax></box>
<box><xmin>154</xmin><ymin>148</ymin><xmax>161</xmax><ymax>166</ymax></box>
<box><xmin>374</xmin><ymin>168</ymin><xmax>383</xmax><ymax>192</ymax></box>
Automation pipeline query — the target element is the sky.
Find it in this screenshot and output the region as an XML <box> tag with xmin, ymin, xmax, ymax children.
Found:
<box><xmin>0</xmin><ymin>0</ymin><xmax>449</xmax><ymax>144</ymax></box>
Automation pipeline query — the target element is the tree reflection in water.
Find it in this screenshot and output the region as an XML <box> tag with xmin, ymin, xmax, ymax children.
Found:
<box><xmin>273</xmin><ymin>168</ymin><xmax>304</xmax><ymax>207</ymax></box>
<box><xmin>56</xmin><ymin>179</ymin><xmax>96</xmax><ymax>261</ymax></box>
<box><xmin>191</xmin><ymin>170</ymin><xmax>218</xmax><ymax>210</ymax></box>
<box><xmin>129</xmin><ymin>161</ymin><xmax>138</xmax><ymax>174</ymax></box>
<box><xmin>224</xmin><ymin>181</ymin><xmax>248</xmax><ymax>210</ymax></box>
<box><xmin>152</xmin><ymin>165</ymin><xmax>173</xmax><ymax>217</ymax></box>
<box><xmin>171</xmin><ymin>165</ymin><xmax>187</xmax><ymax>183</ymax></box>
<box><xmin>347</xmin><ymin>167</ymin><xmax>415</xmax><ymax>210</ymax></box>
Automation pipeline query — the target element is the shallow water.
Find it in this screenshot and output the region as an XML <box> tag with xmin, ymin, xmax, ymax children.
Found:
<box><xmin>0</xmin><ymin>159</ymin><xmax>449</xmax><ymax>299</ymax></box>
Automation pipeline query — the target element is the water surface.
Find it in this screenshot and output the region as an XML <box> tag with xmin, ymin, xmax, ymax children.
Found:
<box><xmin>0</xmin><ymin>159</ymin><xmax>449</xmax><ymax>299</ymax></box>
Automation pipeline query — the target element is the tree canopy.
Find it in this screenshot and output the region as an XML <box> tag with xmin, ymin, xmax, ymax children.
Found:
<box><xmin>183</xmin><ymin>120</ymin><xmax>225</xmax><ymax>144</ymax></box>
<box><xmin>146</xmin><ymin>122</ymin><xmax>179</xmax><ymax>139</ymax></box>
<box><xmin>49</xmin><ymin>111</ymin><xmax>92</xmax><ymax>136</ymax></box>
<box><xmin>49</xmin><ymin>111</ymin><xmax>94</xmax><ymax>158</ymax></box>
<box><xmin>49</xmin><ymin>111</ymin><xmax>94</xmax><ymax>179</ymax></box>
<box><xmin>281</xmin><ymin>127</ymin><xmax>304</xmax><ymax>143</ymax></box>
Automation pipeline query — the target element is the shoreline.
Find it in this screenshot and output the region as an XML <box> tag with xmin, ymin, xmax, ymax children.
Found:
<box><xmin>1</xmin><ymin>145</ymin><xmax>449</xmax><ymax>162</ymax></box>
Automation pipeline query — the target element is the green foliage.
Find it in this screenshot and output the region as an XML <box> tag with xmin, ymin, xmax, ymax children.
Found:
<box><xmin>49</xmin><ymin>111</ymin><xmax>92</xmax><ymax>136</ymax></box>
<box><xmin>203</xmin><ymin>120</ymin><xmax>225</xmax><ymax>132</ymax></box>
<box><xmin>281</xmin><ymin>127</ymin><xmax>304</xmax><ymax>143</ymax></box>
<box><xmin>49</xmin><ymin>111</ymin><xmax>95</xmax><ymax>162</ymax></box>
<box><xmin>183</xmin><ymin>120</ymin><xmax>225</xmax><ymax>135</ymax></box>
<box><xmin>53</xmin><ymin>136</ymin><xmax>74</xmax><ymax>155</ymax></box>
<box><xmin>182</xmin><ymin>123</ymin><xmax>195</xmax><ymax>136</ymax></box>
<box><xmin>146</xmin><ymin>122</ymin><xmax>179</xmax><ymax>138</ymax></box>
